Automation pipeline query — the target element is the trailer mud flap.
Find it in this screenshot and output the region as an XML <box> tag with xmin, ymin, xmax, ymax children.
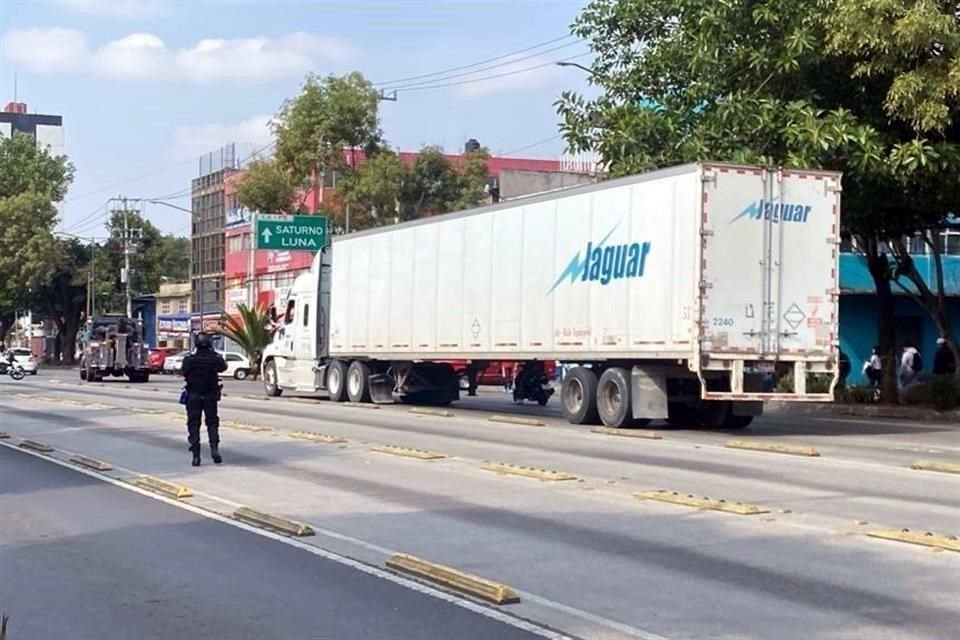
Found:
<box><xmin>631</xmin><ymin>366</ymin><xmax>668</xmax><ymax>420</ymax></box>
<box><xmin>369</xmin><ymin>373</ymin><xmax>395</xmax><ymax>404</ymax></box>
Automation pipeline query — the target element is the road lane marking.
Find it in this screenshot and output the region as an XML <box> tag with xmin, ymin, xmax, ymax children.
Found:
<box><xmin>233</xmin><ymin>506</ymin><xmax>315</xmax><ymax>537</ymax></box>
<box><xmin>370</xmin><ymin>444</ymin><xmax>446</xmax><ymax>460</ymax></box>
<box><xmin>481</xmin><ymin>462</ymin><xmax>577</xmax><ymax>481</ymax></box>
<box><xmin>910</xmin><ymin>460</ymin><xmax>960</xmax><ymax>475</ymax></box>
<box><xmin>387</xmin><ymin>553</ymin><xmax>520</xmax><ymax>605</ymax></box>
<box><xmin>223</xmin><ymin>420</ymin><xmax>273</xmax><ymax>432</ymax></box>
<box><xmin>725</xmin><ymin>440</ymin><xmax>820</xmax><ymax>457</ymax></box>
<box><xmin>591</xmin><ymin>427</ymin><xmax>662</xmax><ymax>440</ymax></box>
<box><xmin>867</xmin><ymin>529</ymin><xmax>960</xmax><ymax>553</ymax></box>
<box><xmin>634</xmin><ymin>490</ymin><xmax>770</xmax><ymax>515</ymax></box>
<box><xmin>1</xmin><ymin>442</ymin><xmax>577</xmax><ymax>640</ymax></box>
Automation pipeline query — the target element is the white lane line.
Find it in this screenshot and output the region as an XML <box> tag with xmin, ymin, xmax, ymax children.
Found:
<box><xmin>0</xmin><ymin>441</ymin><xmax>666</xmax><ymax>640</ymax></box>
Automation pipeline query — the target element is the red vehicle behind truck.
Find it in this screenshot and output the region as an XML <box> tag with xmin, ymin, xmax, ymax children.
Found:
<box><xmin>443</xmin><ymin>360</ymin><xmax>558</xmax><ymax>389</ymax></box>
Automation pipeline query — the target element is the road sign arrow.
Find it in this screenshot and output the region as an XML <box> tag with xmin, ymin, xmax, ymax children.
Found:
<box><xmin>261</xmin><ymin>227</ymin><xmax>273</xmax><ymax>243</ymax></box>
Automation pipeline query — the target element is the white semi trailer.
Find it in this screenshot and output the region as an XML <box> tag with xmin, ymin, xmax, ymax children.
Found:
<box><xmin>262</xmin><ymin>162</ymin><xmax>842</xmax><ymax>429</ymax></box>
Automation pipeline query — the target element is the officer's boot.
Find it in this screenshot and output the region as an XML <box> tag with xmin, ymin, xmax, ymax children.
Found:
<box><xmin>190</xmin><ymin>445</ymin><xmax>201</xmax><ymax>467</ymax></box>
<box><xmin>210</xmin><ymin>444</ymin><xmax>222</xmax><ymax>464</ymax></box>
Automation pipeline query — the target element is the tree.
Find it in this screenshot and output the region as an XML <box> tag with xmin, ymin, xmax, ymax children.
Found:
<box><xmin>556</xmin><ymin>0</ymin><xmax>959</xmax><ymax>400</ymax></box>
<box><xmin>337</xmin><ymin>150</ymin><xmax>405</xmax><ymax>226</ymax></box>
<box><xmin>33</xmin><ymin>238</ymin><xmax>90</xmax><ymax>365</ymax></box>
<box><xmin>235</xmin><ymin>159</ymin><xmax>298</xmax><ymax>214</ymax></box>
<box><xmin>454</xmin><ymin>147</ymin><xmax>492</xmax><ymax>211</ymax></box>
<box><xmin>273</xmin><ymin>72</ymin><xmax>383</xmax><ymax>185</ymax></box>
<box><xmin>825</xmin><ymin>0</ymin><xmax>960</xmax><ymax>373</ymax></box>
<box><xmin>0</xmin><ymin>132</ymin><xmax>74</xmax><ymax>346</ymax></box>
<box><xmin>215</xmin><ymin>303</ymin><xmax>272</xmax><ymax>380</ymax></box>
<box><xmin>95</xmin><ymin>210</ymin><xmax>188</xmax><ymax>313</ymax></box>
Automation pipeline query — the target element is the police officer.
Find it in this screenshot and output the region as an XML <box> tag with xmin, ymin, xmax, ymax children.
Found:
<box><xmin>181</xmin><ymin>332</ymin><xmax>227</xmax><ymax>466</ymax></box>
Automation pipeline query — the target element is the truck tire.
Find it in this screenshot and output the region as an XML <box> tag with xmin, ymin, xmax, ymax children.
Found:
<box><xmin>596</xmin><ymin>367</ymin><xmax>651</xmax><ymax>428</ymax></box>
<box><xmin>263</xmin><ymin>360</ymin><xmax>283</xmax><ymax>397</ymax></box>
<box><xmin>327</xmin><ymin>359</ymin><xmax>348</xmax><ymax>402</ymax></box>
<box><xmin>561</xmin><ymin>367</ymin><xmax>600</xmax><ymax>425</ymax></box>
<box><xmin>80</xmin><ymin>367</ymin><xmax>87</xmax><ymax>381</ymax></box>
<box><xmin>128</xmin><ymin>372</ymin><xmax>150</xmax><ymax>383</ymax></box>
<box><xmin>723</xmin><ymin>414</ymin><xmax>754</xmax><ymax>430</ymax></box>
<box><xmin>694</xmin><ymin>401</ymin><xmax>731</xmax><ymax>429</ymax></box>
<box><xmin>347</xmin><ymin>360</ymin><xmax>372</xmax><ymax>403</ymax></box>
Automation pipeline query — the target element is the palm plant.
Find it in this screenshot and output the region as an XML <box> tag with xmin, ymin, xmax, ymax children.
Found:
<box><xmin>217</xmin><ymin>304</ymin><xmax>273</xmax><ymax>380</ymax></box>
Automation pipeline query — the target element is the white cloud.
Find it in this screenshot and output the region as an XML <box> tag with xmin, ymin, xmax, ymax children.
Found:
<box><xmin>1</xmin><ymin>28</ymin><xmax>350</xmax><ymax>84</ymax></box>
<box><xmin>173</xmin><ymin>115</ymin><xmax>273</xmax><ymax>160</ymax></box>
<box><xmin>455</xmin><ymin>54</ymin><xmax>562</xmax><ymax>98</ymax></box>
<box><xmin>57</xmin><ymin>0</ymin><xmax>168</xmax><ymax>19</ymax></box>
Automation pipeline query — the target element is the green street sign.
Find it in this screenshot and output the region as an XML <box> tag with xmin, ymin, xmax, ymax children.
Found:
<box><xmin>256</xmin><ymin>215</ymin><xmax>328</xmax><ymax>251</ymax></box>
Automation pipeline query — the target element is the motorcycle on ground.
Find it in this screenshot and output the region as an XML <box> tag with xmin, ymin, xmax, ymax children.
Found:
<box><xmin>0</xmin><ymin>358</ymin><xmax>26</xmax><ymax>380</ymax></box>
<box><xmin>512</xmin><ymin>361</ymin><xmax>555</xmax><ymax>406</ymax></box>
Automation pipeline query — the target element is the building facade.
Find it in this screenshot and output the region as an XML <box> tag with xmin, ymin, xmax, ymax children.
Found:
<box><xmin>0</xmin><ymin>102</ymin><xmax>64</xmax><ymax>155</ymax></box>
<box><xmin>190</xmin><ymin>144</ymin><xmax>238</xmax><ymax>316</ymax></box>
<box><xmin>155</xmin><ymin>282</ymin><xmax>192</xmax><ymax>349</ymax></box>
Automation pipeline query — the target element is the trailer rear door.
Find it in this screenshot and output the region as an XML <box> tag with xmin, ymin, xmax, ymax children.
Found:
<box><xmin>698</xmin><ymin>165</ymin><xmax>841</xmax><ymax>360</ymax></box>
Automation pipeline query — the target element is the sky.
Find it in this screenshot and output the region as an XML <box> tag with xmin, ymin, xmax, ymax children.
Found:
<box><xmin>0</xmin><ymin>0</ymin><xmax>593</xmax><ymax>237</ymax></box>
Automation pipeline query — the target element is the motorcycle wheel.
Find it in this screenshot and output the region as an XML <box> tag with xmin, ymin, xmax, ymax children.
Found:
<box><xmin>10</xmin><ymin>368</ymin><xmax>25</xmax><ymax>381</ymax></box>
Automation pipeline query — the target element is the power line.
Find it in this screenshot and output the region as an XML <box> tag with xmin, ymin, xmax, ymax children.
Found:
<box><xmin>64</xmin><ymin>157</ymin><xmax>196</xmax><ymax>203</ymax></box>
<box><xmin>500</xmin><ymin>134</ymin><xmax>564</xmax><ymax>156</ymax></box>
<box><xmin>374</xmin><ymin>34</ymin><xmax>575</xmax><ymax>87</ymax></box>
<box><xmin>377</xmin><ymin>39</ymin><xmax>582</xmax><ymax>90</ymax></box>
<box><xmin>62</xmin><ymin>200</ymin><xmax>112</xmax><ymax>235</ymax></box>
<box><xmin>393</xmin><ymin>52</ymin><xmax>591</xmax><ymax>92</ymax></box>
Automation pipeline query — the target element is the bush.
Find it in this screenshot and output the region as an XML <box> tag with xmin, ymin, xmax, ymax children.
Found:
<box><xmin>775</xmin><ymin>372</ymin><xmax>833</xmax><ymax>394</ymax></box>
<box><xmin>844</xmin><ymin>385</ymin><xmax>877</xmax><ymax>404</ymax></box>
<box><xmin>902</xmin><ymin>381</ymin><xmax>934</xmax><ymax>406</ymax></box>
<box><xmin>929</xmin><ymin>375</ymin><xmax>960</xmax><ymax>412</ymax></box>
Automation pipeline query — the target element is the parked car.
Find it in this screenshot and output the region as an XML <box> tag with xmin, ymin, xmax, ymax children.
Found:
<box><xmin>443</xmin><ymin>360</ymin><xmax>557</xmax><ymax>390</ymax></box>
<box><xmin>5</xmin><ymin>348</ymin><xmax>38</xmax><ymax>375</ymax></box>
<box><xmin>147</xmin><ymin>347</ymin><xmax>179</xmax><ymax>373</ymax></box>
<box><xmin>220</xmin><ymin>352</ymin><xmax>251</xmax><ymax>380</ymax></box>
<box><xmin>163</xmin><ymin>350</ymin><xmax>190</xmax><ymax>375</ymax></box>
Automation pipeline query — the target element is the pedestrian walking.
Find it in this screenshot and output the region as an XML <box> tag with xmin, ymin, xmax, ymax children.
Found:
<box><xmin>933</xmin><ymin>338</ymin><xmax>956</xmax><ymax>376</ymax></box>
<box><xmin>181</xmin><ymin>332</ymin><xmax>227</xmax><ymax>466</ymax></box>
<box><xmin>899</xmin><ymin>345</ymin><xmax>922</xmax><ymax>388</ymax></box>
<box><xmin>862</xmin><ymin>346</ymin><xmax>882</xmax><ymax>387</ymax></box>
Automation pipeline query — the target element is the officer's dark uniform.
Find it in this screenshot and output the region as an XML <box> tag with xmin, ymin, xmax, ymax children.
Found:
<box><xmin>181</xmin><ymin>333</ymin><xmax>227</xmax><ymax>466</ymax></box>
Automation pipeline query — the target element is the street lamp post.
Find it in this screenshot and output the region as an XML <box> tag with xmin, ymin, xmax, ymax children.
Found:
<box><xmin>556</xmin><ymin>61</ymin><xmax>596</xmax><ymax>77</ymax></box>
<box><xmin>140</xmin><ymin>199</ymin><xmax>201</xmax><ymax>337</ymax></box>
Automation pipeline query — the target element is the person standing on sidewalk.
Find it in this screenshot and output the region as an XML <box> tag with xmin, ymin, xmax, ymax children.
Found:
<box><xmin>933</xmin><ymin>338</ymin><xmax>956</xmax><ymax>375</ymax></box>
<box><xmin>181</xmin><ymin>332</ymin><xmax>227</xmax><ymax>467</ymax></box>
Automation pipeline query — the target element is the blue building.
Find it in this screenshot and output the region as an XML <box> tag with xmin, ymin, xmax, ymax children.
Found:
<box><xmin>840</xmin><ymin>251</ymin><xmax>960</xmax><ymax>384</ymax></box>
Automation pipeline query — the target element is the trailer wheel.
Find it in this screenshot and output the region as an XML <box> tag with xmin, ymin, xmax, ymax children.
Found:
<box><xmin>327</xmin><ymin>360</ymin><xmax>348</xmax><ymax>402</ymax></box>
<box><xmin>694</xmin><ymin>401</ymin><xmax>731</xmax><ymax>428</ymax></box>
<box><xmin>561</xmin><ymin>367</ymin><xmax>600</xmax><ymax>425</ymax></box>
<box><xmin>347</xmin><ymin>361</ymin><xmax>372</xmax><ymax>403</ymax></box>
<box><xmin>723</xmin><ymin>414</ymin><xmax>754</xmax><ymax>430</ymax></box>
<box><xmin>263</xmin><ymin>360</ymin><xmax>283</xmax><ymax>397</ymax></box>
<box><xmin>595</xmin><ymin>367</ymin><xmax>650</xmax><ymax>428</ymax></box>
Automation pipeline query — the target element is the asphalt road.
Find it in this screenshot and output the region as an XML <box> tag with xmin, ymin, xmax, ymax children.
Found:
<box><xmin>0</xmin><ymin>445</ymin><xmax>548</xmax><ymax>640</ymax></box>
<box><xmin>2</xmin><ymin>370</ymin><xmax>959</xmax><ymax>639</ymax></box>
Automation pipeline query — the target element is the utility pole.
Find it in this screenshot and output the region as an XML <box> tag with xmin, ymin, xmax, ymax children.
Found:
<box><xmin>122</xmin><ymin>196</ymin><xmax>132</xmax><ymax>317</ymax></box>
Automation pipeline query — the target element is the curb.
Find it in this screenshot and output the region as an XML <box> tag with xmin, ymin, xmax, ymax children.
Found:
<box><xmin>386</xmin><ymin>553</ymin><xmax>520</xmax><ymax>605</ymax></box>
<box><xmin>767</xmin><ymin>402</ymin><xmax>960</xmax><ymax>423</ymax></box>
<box><xmin>134</xmin><ymin>476</ymin><xmax>193</xmax><ymax>499</ymax></box>
<box><xmin>488</xmin><ymin>415</ymin><xmax>545</xmax><ymax>427</ymax></box>
<box><xmin>233</xmin><ymin>506</ymin><xmax>315</xmax><ymax>537</ymax></box>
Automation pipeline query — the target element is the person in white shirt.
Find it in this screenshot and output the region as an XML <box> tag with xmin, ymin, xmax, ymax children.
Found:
<box><xmin>862</xmin><ymin>345</ymin><xmax>882</xmax><ymax>387</ymax></box>
<box><xmin>899</xmin><ymin>345</ymin><xmax>920</xmax><ymax>387</ymax></box>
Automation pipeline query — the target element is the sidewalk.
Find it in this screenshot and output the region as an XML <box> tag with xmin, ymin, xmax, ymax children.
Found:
<box><xmin>767</xmin><ymin>401</ymin><xmax>960</xmax><ymax>424</ymax></box>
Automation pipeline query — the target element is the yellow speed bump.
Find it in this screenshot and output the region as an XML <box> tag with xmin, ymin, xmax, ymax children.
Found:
<box><xmin>132</xmin><ymin>407</ymin><xmax>165</xmax><ymax>414</ymax></box>
<box><xmin>635</xmin><ymin>490</ymin><xmax>770</xmax><ymax>515</ymax></box>
<box><xmin>289</xmin><ymin>431</ymin><xmax>347</xmax><ymax>444</ymax></box>
<box><xmin>224</xmin><ymin>421</ymin><xmax>272</xmax><ymax>432</ymax></box>
<box><xmin>371</xmin><ymin>445</ymin><xmax>445</xmax><ymax>460</ymax></box>
<box><xmin>910</xmin><ymin>460</ymin><xmax>960</xmax><ymax>475</ymax></box>
<box><xmin>70</xmin><ymin>455</ymin><xmax>113</xmax><ymax>471</ymax></box>
<box><xmin>489</xmin><ymin>415</ymin><xmax>545</xmax><ymax>427</ymax></box>
<box><xmin>19</xmin><ymin>440</ymin><xmax>54</xmax><ymax>453</ymax></box>
<box><xmin>725</xmin><ymin>439</ymin><xmax>820</xmax><ymax>457</ymax></box>
<box><xmin>135</xmin><ymin>476</ymin><xmax>193</xmax><ymax>499</ymax></box>
<box><xmin>386</xmin><ymin>553</ymin><xmax>520</xmax><ymax>605</ymax></box>
<box><xmin>233</xmin><ymin>506</ymin><xmax>315</xmax><ymax>537</ymax></box>
<box><xmin>481</xmin><ymin>461</ymin><xmax>577</xmax><ymax>481</ymax></box>
<box><xmin>591</xmin><ymin>426</ymin><xmax>662</xmax><ymax>439</ymax></box>
<box><xmin>867</xmin><ymin>529</ymin><xmax>960</xmax><ymax>553</ymax></box>
<box><xmin>409</xmin><ymin>407</ymin><xmax>453</xmax><ymax>418</ymax></box>
<box><xmin>86</xmin><ymin>402</ymin><xmax>115</xmax><ymax>409</ymax></box>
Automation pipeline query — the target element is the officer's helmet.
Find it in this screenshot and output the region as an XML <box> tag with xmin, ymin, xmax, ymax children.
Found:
<box><xmin>194</xmin><ymin>332</ymin><xmax>213</xmax><ymax>350</ymax></box>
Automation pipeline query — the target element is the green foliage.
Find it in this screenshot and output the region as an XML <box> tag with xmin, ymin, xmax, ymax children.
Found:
<box><xmin>32</xmin><ymin>237</ymin><xmax>91</xmax><ymax>364</ymax></box>
<box><xmin>0</xmin><ymin>132</ymin><xmax>74</xmax><ymax>342</ymax></box>
<box><xmin>273</xmin><ymin>72</ymin><xmax>383</xmax><ymax>183</ymax></box>
<box><xmin>842</xmin><ymin>385</ymin><xmax>879</xmax><ymax>404</ymax></box>
<box><xmin>215</xmin><ymin>304</ymin><xmax>272</xmax><ymax>379</ymax></box>
<box><xmin>775</xmin><ymin>372</ymin><xmax>833</xmax><ymax>394</ymax></box>
<box><xmin>338</xmin><ymin>150</ymin><xmax>406</xmax><ymax>226</ymax></box>
<box><xmin>0</xmin><ymin>131</ymin><xmax>74</xmax><ymax>201</ymax></box>
<box><xmin>94</xmin><ymin>210</ymin><xmax>188</xmax><ymax>313</ymax></box>
<box><xmin>235</xmin><ymin>159</ymin><xmax>298</xmax><ymax>214</ymax></box>
<box><xmin>929</xmin><ymin>375</ymin><xmax>960</xmax><ymax>411</ymax></box>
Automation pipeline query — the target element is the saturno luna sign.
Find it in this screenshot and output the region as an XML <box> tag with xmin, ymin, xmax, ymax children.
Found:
<box><xmin>256</xmin><ymin>215</ymin><xmax>328</xmax><ymax>251</ymax></box>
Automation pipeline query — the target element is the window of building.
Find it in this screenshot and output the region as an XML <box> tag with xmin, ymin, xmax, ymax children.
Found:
<box><xmin>940</xmin><ymin>230</ymin><xmax>959</xmax><ymax>256</ymax></box>
<box><xmin>160</xmin><ymin>301</ymin><xmax>171</xmax><ymax>315</ymax></box>
<box><xmin>178</xmin><ymin>299</ymin><xmax>188</xmax><ymax>314</ymax></box>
